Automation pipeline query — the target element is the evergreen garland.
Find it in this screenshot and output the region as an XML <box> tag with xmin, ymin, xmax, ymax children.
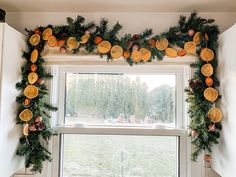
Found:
<box><xmin>16</xmin><ymin>12</ymin><xmax>221</xmax><ymax>173</ymax></box>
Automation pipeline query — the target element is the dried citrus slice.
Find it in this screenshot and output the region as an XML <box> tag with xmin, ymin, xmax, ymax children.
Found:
<box><xmin>193</xmin><ymin>32</ymin><xmax>203</xmax><ymax>45</ymax></box>
<box><xmin>156</xmin><ymin>38</ymin><xmax>169</xmax><ymax>51</ymax></box>
<box><xmin>97</xmin><ymin>41</ymin><xmax>112</xmax><ymax>54</ymax></box>
<box><xmin>67</xmin><ymin>37</ymin><xmax>80</xmax><ymax>49</ymax></box>
<box><xmin>165</xmin><ymin>48</ymin><xmax>177</xmax><ymax>58</ymax></box>
<box><xmin>42</xmin><ymin>28</ymin><xmax>53</xmax><ymax>40</ymax></box>
<box><xmin>139</xmin><ymin>48</ymin><xmax>151</xmax><ymax>62</ymax></box>
<box><xmin>201</xmin><ymin>63</ymin><xmax>214</xmax><ymax>77</ymax></box>
<box><xmin>208</xmin><ymin>107</ymin><xmax>222</xmax><ymax>123</ymax></box>
<box><xmin>24</xmin><ymin>85</ymin><xmax>39</xmax><ymax>99</ymax></box>
<box><xmin>29</xmin><ymin>34</ymin><xmax>40</xmax><ymax>46</ymax></box>
<box><xmin>204</xmin><ymin>87</ymin><xmax>218</xmax><ymax>102</ymax></box>
<box><xmin>48</xmin><ymin>35</ymin><xmax>57</xmax><ymax>47</ymax></box>
<box><xmin>23</xmin><ymin>123</ymin><xmax>29</xmax><ymax>136</ymax></box>
<box><xmin>80</xmin><ymin>34</ymin><xmax>90</xmax><ymax>44</ymax></box>
<box><xmin>131</xmin><ymin>50</ymin><xmax>141</xmax><ymax>62</ymax></box>
<box><xmin>19</xmin><ymin>109</ymin><xmax>33</xmax><ymax>122</ymax></box>
<box><xmin>184</xmin><ymin>42</ymin><xmax>196</xmax><ymax>54</ymax></box>
<box><xmin>200</xmin><ymin>48</ymin><xmax>214</xmax><ymax>62</ymax></box>
<box><xmin>110</xmin><ymin>45</ymin><xmax>123</xmax><ymax>59</ymax></box>
<box><xmin>30</xmin><ymin>49</ymin><xmax>38</xmax><ymax>63</ymax></box>
<box><xmin>28</xmin><ymin>72</ymin><xmax>38</xmax><ymax>84</ymax></box>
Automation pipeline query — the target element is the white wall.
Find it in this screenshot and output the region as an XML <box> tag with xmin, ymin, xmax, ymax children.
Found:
<box><xmin>5</xmin><ymin>11</ymin><xmax>234</xmax><ymax>177</ymax></box>
<box><xmin>211</xmin><ymin>23</ymin><xmax>236</xmax><ymax>177</ymax></box>
<box><xmin>5</xmin><ymin>12</ymin><xmax>236</xmax><ymax>34</ymax></box>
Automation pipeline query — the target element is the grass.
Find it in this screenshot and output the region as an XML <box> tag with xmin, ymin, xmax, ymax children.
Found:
<box><xmin>63</xmin><ymin>135</ymin><xmax>177</xmax><ymax>177</ymax></box>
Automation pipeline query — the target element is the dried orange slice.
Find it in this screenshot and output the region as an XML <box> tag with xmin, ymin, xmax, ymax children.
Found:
<box><xmin>201</xmin><ymin>63</ymin><xmax>213</xmax><ymax>77</ymax></box>
<box><xmin>131</xmin><ymin>50</ymin><xmax>141</xmax><ymax>62</ymax></box>
<box><xmin>193</xmin><ymin>32</ymin><xmax>203</xmax><ymax>45</ymax></box>
<box><xmin>48</xmin><ymin>35</ymin><xmax>57</xmax><ymax>47</ymax></box>
<box><xmin>165</xmin><ymin>48</ymin><xmax>177</xmax><ymax>58</ymax></box>
<box><xmin>28</xmin><ymin>72</ymin><xmax>38</xmax><ymax>84</ymax></box>
<box><xmin>19</xmin><ymin>109</ymin><xmax>33</xmax><ymax>122</ymax></box>
<box><xmin>184</xmin><ymin>42</ymin><xmax>196</xmax><ymax>54</ymax></box>
<box><xmin>29</xmin><ymin>34</ymin><xmax>40</xmax><ymax>46</ymax></box>
<box><xmin>204</xmin><ymin>87</ymin><xmax>218</xmax><ymax>102</ymax></box>
<box><xmin>80</xmin><ymin>34</ymin><xmax>90</xmax><ymax>44</ymax></box>
<box><xmin>156</xmin><ymin>38</ymin><xmax>169</xmax><ymax>51</ymax></box>
<box><xmin>97</xmin><ymin>41</ymin><xmax>112</xmax><ymax>54</ymax></box>
<box><xmin>140</xmin><ymin>48</ymin><xmax>151</xmax><ymax>62</ymax></box>
<box><xmin>42</xmin><ymin>28</ymin><xmax>53</xmax><ymax>40</ymax></box>
<box><xmin>23</xmin><ymin>123</ymin><xmax>29</xmax><ymax>136</ymax></box>
<box><xmin>67</xmin><ymin>37</ymin><xmax>80</xmax><ymax>49</ymax></box>
<box><xmin>200</xmin><ymin>48</ymin><xmax>214</xmax><ymax>62</ymax></box>
<box><xmin>110</xmin><ymin>45</ymin><xmax>123</xmax><ymax>59</ymax></box>
<box><xmin>24</xmin><ymin>85</ymin><xmax>39</xmax><ymax>99</ymax></box>
<box><xmin>208</xmin><ymin>107</ymin><xmax>222</xmax><ymax>123</ymax></box>
<box><xmin>30</xmin><ymin>49</ymin><xmax>38</xmax><ymax>63</ymax></box>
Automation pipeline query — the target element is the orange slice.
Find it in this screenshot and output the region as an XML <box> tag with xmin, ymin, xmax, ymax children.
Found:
<box><xmin>156</xmin><ymin>38</ymin><xmax>169</xmax><ymax>51</ymax></box>
<box><xmin>208</xmin><ymin>107</ymin><xmax>222</xmax><ymax>123</ymax></box>
<box><xmin>80</xmin><ymin>34</ymin><xmax>90</xmax><ymax>44</ymax></box>
<box><xmin>204</xmin><ymin>87</ymin><xmax>218</xmax><ymax>102</ymax></box>
<box><xmin>23</xmin><ymin>123</ymin><xmax>29</xmax><ymax>136</ymax></box>
<box><xmin>193</xmin><ymin>32</ymin><xmax>203</xmax><ymax>45</ymax></box>
<box><xmin>97</xmin><ymin>41</ymin><xmax>112</xmax><ymax>54</ymax></box>
<box><xmin>165</xmin><ymin>48</ymin><xmax>177</xmax><ymax>58</ymax></box>
<box><xmin>24</xmin><ymin>85</ymin><xmax>39</xmax><ymax>99</ymax></box>
<box><xmin>42</xmin><ymin>28</ymin><xmax>53</xmax><ymax>40</ymax></box>
<box><xmin>67</xmin><ymin>37</ymin><xmax>80</xmax><ymax>49</ymax></box>
<box><xmin>30</xmin><ymin>49</ymin><xmax>38</xmax><ymax>63</ymax></box>
<box><xmin>48</xmin><ymin>35</ymin><xmax>57</xmax><ymax>47</ymax></box>
<box><xmin>200</xmin><ymin>48</ymin><xmax>214</xmax><ymax>62</ymax></box>
<box><xmin>184</xmin><ymin>42</ymin><xmax>196</xmax><ymax>54</ymax></box>
<box><xmin>29</xmin><ymin>34</ymin><xmax>40</xmax><ymax>46</ymax></box>
<box><xmin>19</xmin><ymin>109</ymin><xmax>33</xmax><ymax>122</ymax></box>
<box><xmin>131</xmin><ymin>50</ymin><xmax>141</xmax><ymax>62</ymax></box>
<box><xmin>201</xmin><ymin>63</ymin><xmax>214</xmax><ymax>77</ymax></box>
<box><xmin>139</xmin><ymin>48</ymin><xmax>151</xmax><ymax>62</ymax></box>
<box><xmin>28</xmin><ymin>72</ymin><xmax>38</xmax><ymax>84</ymax></box>
<box><xmin>110</xmin><ymin>45</ymin><xmax>123</xmax><ymax>59</ymax></box>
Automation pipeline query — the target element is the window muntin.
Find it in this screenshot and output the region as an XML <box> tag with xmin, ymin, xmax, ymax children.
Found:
<box><xmin>62</xmin><ymin>134</ymin><xmax>178</xmax><ymax>177</ymax></box>
<box><xmin>65</xmin><ymin>73</ymin><xmax>176</xmax><ymax>127</ymax></box>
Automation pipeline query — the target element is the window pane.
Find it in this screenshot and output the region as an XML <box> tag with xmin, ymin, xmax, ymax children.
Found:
<box><xmin>62</xmin><ymin>134</ymin><xmax>178</xmax><ymax>177</ymax></box>
<box><xmin>65</xmin><ymin>73</ymin><xmax>176</xmax><ymax>127</ymax></box>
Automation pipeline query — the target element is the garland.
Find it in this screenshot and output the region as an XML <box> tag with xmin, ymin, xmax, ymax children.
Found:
<box><xmin>15</xmin><ymin>12</ymin><xmax>221</xmax><ymax>173</ymax></box>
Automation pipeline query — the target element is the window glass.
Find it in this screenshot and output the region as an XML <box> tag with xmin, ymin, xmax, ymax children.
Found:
<box><xmin>62</xmin><ymin>134</ymin><xmax>178</xmax><ymax>177</ymax></box>
<box><xmin>65</xmin><ymin>73</ymin><xmax>176</xmax><ymax>127</ymax></box>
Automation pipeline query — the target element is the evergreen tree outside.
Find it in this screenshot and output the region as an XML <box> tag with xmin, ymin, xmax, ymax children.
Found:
<box><xmin>66</xmin><ymin>73</ymin><xmax>175</xmax><ymax>125</ymax></box>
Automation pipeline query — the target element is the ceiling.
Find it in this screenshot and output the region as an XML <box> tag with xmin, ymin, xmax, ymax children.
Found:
<box><xmin>0</xmin><ymin>0</ymin><xmax>236</xmax><ymax>12</ymax></box>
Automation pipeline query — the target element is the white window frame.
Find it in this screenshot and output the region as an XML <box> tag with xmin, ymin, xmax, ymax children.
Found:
<box><xmin>47</xmin><ymin>60</ymin><xmax>192</xmax><ymax>177</ymax></box>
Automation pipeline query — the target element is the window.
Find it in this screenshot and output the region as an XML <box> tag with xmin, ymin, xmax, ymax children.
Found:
<box><xmin>51</xmin><ymin>65</ymin><xmax>189</xmax><ymax>177</ymax></box>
